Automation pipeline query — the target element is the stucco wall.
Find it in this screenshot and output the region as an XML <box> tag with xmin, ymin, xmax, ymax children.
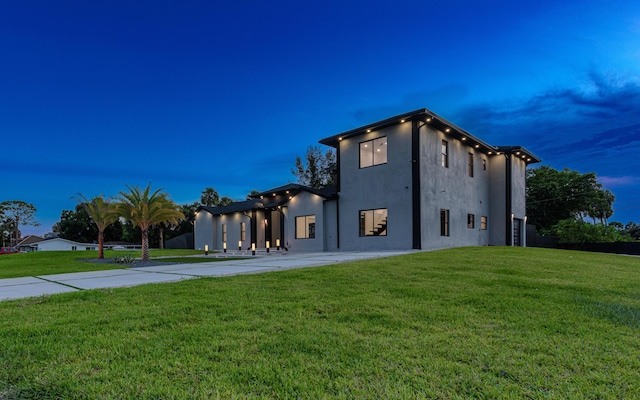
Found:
<box><xmin>284</xmin><ymin>191</ymin><xmax>327</xmax><ymax>252</ymax></box>
<box><xmin>419</xmin><ymin>125</ymin><xmax>492</xmax><ymax>250</ymax></box>
<box><xmin>194</xmin><ymin>210</ymin><xmax>215</xmax><ymax>250</ymax></box>
<box><xmin>338</xmin><ymin>123</ymin><xmax>414</xmax><ymax>250</ymax></box>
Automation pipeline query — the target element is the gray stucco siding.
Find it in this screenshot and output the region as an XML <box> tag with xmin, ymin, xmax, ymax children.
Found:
<box><xmin>284</xmin><ymin>191</ymin><xmax>326</xmax><ymax>252</ymax></box>
<box><xmin>337</xmin><ymin>123</ymin><xmax>414</xmax><ymax>250</ymax></box>
<box><xmin>418</xmin><ymin>126</ymin><xmax>492</xmax><ymax>250</ymax></box>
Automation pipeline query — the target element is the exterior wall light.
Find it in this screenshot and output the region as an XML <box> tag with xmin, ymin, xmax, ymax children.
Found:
<box><xmin>276</xmin><ymin>238</ymin><xmax>280</xmax><ymax>250</ymax></box>
<box><xmin>223</xmin><ymin>242</ymin><xmax>226</xmax><ymax>253</ymax></box>
<box><xmin>251</xmin><ymin>243</ymin><xmax>256</xmax><ymax>256</ymax></box>
<box><xmin>266</xmin><ymin>240</ymin><xmax>270</xmax><ymax>253</ymax></box>
<box><xmin>238</xmin><ymin>240</ymin><xmax>242</xmax><ymax>251</ymax></box>
<box><xmin>204</xmin><ymin>244</ymin><xmax>209</xmax><ymax>256</ymax></box>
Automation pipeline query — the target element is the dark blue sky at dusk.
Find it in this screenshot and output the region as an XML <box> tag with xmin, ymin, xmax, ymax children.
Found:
<box><xmin>2</xmin><ymin>0</ymin><xmax>639</xmax><ymax>236</ymax></box>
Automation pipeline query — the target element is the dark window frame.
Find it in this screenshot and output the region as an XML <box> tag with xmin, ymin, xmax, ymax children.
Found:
<box><xmin>295</xmin><ymin>215</ymin><xmax>316</xmax><ymax>239</ymax></box>
<box><xmin>359</xmin><ymin>208</ymin><xmax>388</xmax><ymax>237</ymax></box>
<box><xmin>440</xmin><ymin>209</ymin><xmax>450</xmax><ymax>237</ymax></box>
<box><xmin>359</xmin><ymin>136</ymin><xmax>388</xmax><ymax>169</ymax></box>
<box><xmin>441</xmin><ymin>140</ymin><xmax>449</xmax><ymax>168</ymax></box>
<box><xmin>467</xmin><ymin>214</ymin><xmax>475</xmax><ymax>229</ymax></box>
<box><xmin>468</xmin><ymin>152</ymin><xmax>474</xmax><ymax>177</ymax></box>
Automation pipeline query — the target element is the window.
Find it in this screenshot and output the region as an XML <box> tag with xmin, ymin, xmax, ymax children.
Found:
<box><xmin>440</xmin><ymin>209</ymin><xmax>450</xmax><ymax>236</ymax></box>
<box><xmin>467</xmin><ymin>214</ymin><xmax>475</xmax><ymax>229</ymax></box>
<box><xmin>295</xmin><ymin>215</ymin><xmax>316</xmax><ymax>239</ymax></box>
<box><xmin>222</xmin><ymin>224</ymin><xmax>227</xmax><ymax>243</ymax></box>
<box><xmin>441</xmin><ymin>140</ymin><xmax>449</xmax><ymax>168</ymax></box>
<box><xmin>482</xmin><ymin>158</ymin><xmax>487</xmax><ymax>171</ymax></box>
<box><xmin>359</xmin><ymin>208</ymin><xmax>388</xmax><ymax>236</ymax></box>
<box><xmin>468</xmin><ymin>153</ymin><xmax>474</xmax><ymax>177</ymax></box>
<box><xmin>240</xmin><ymin>222</ymin><xmax>246</xmax><ymax>241</ymax></box>
<box><xmin>360</xmin><ymin>137</ymin><xmax>387</xmax><ymax>168</ymax></box>
<box><xmin>481</xmin><ymin>216</ymin><xmax>487</xmax><ymax>230</ymax></box>
<box><xmin>71</xmin><ymin>246</ymin><xmax>77</xmax><ymax>251</ymax></box>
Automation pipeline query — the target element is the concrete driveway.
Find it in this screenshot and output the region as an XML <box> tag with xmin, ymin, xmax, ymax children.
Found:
<box><xmin>0</xmin><ymin>251</ymin><xmax>414</xmax><ymax>302</ymax></box>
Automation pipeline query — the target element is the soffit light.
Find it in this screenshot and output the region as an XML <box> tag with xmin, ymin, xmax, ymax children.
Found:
<box><xmin>445</xmin><ymin>128</ymin><xmax>451</xmax><ymax>133</ymax></box>
<box><xmin>400</xmin><ymin>119</ymin><xmax>405</xmax><ymax>123</ymax></box>
<box><xmin>461</xmin><ymin>137</ymin><xmax>466</xmax><ymax>141</ymax></box>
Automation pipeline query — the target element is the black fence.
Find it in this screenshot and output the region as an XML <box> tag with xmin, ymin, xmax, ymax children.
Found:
<box><xmin>526</xmin><ymin>225</ymin><xmax>640</xmax><ymax>256</ymax></box>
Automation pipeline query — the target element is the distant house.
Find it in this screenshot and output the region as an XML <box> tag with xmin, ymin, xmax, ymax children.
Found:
<box><xmin>29</xmin><ymin>237</ymin><xmax>97</xmax><ymax>252</ymax></box>
<box><xmin>15</xmin><ymin>235</ymin><xmax>44</xmax><ymax>252</ymax></box>
<box><xmin>195</xmin><ymin>108</ymin><xmax>540</xmax><ymax>252</ymax></box>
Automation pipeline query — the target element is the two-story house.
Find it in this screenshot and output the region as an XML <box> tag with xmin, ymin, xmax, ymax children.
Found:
<box><xmin>194</xmin><ymin>108</ymin><xmax>540</xmax><ymax>252</ymax></box>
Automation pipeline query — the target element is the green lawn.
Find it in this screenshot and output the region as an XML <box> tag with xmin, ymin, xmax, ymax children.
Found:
<box><xmin>0</xmin><ymin>249</ymin><xmax>205</xmax><ymax>279</ymax></box>
<box><xmin>1</xmin><ymin>247</ymin><xmax>639</xmax><ymax>398</ymax></box>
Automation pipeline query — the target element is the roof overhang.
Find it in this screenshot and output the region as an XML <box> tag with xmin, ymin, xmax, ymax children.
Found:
<box><xmin>319</xmin><ymin>108</ymin><xmax>541</xmax><ymax>165</ymax></box>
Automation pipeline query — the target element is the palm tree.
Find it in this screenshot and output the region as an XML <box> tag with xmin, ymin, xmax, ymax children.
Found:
<box><xmin>113</xmin><ymin>184</ymin><xmax>184</xmax><ymax>261</ymax></box>
<box><xmin>76</xmin><ymin>194</ymin><xmax>118</xmax><ymax>259</ymax></box>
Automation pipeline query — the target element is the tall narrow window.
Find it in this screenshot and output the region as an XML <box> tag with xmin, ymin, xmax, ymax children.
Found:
<box><xmin>482</xmin><ymin>158</ymin><xmax>487</xmax><ymax>171</ymax></box>
<box><xmin>240</xmin><ymin>222</ymin><xmax>246</xmax><ymax>241</ymax></box>
<box><xmin>467</xmin><ymin>214</ymin><xmax>475</xmax><ymax>229</ymax></box>
<box><xmin>222</xmin><ymin>224</ymin><xmax>227</xmax><ymax>243</ymax></box>
<box><xmin>295</xmin><ymin>215</ymin><xmax>316</xmax><ymax>239</ymax></box>
<box><xmin>360</xmin><ymin>137</ymin><xmax>387</xmax><ymax>168</ymax></box>
<box><xmin>481</xmin><ymin>216</ymin><xmax>488</xmax><ymax>230</ymax></box>
<box><xmin>441</xmin><ymin>140</ymin><xmax>449</xmax><ymax>168</ymax></box>
<box><xmin>468</xmin><ymin>153</ymin><xmax>474</xmax><ymax>177</ymax></box>
<box><xmin>359</xmin><ymin>208</ymin><xmax>388</xmax><ymax>236</ymax></box>
<box><xmin>440</xmin><ymin>209</ymin><xmax>450</xmax><ymax>236</ymax></box>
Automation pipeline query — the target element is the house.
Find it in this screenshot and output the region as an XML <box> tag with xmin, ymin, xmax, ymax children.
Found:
<box><xmin>194</xmin><ymin>108</ymin><xmax>540</xmax><ymax>252</ymax></box>
<box><xmin>28</xmin><ymin>237</ymin><xmax>98</xmax><ymax>252</ymax></box>
<box><xmin>15</xmin><ymin>235</ymin><xmax>44</xmax><ymax>252</ymax></box>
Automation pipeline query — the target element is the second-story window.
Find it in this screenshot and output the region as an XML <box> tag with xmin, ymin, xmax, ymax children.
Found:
<box><xmin>360</xmin><ymin>137</ymin><xmax>387</xmax><ymax>168</ymax></box>
<box><xmin>468</xmin><ymin>153</ymin><xmax>474</xmax><ymax>177</ymax></box>
<box><xmin>441</xmin><ymin>140</ymin><xmax>449</xmax><ymax>168</ymax></box>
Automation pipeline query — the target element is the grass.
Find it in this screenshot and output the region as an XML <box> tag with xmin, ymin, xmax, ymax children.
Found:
<box><xmin>1</xmin><ymin>247</ymin><xmax>639</xmax><ymax>398</ymax></box>
<box><xmin>0</xmin><ymin>249</ymin><xmax>204</xmax><ymax>279</ymax></box>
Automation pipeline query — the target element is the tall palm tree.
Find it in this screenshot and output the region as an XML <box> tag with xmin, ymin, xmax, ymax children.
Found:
<box><xmin>76</xmin><ymin>194</ymin><xmax>118</xmax><ymax>259</ymax></box>
<box><xmin>113</xmin><ymin>184</ymin><xmax>184</xmax><ymax>261</ymax></box>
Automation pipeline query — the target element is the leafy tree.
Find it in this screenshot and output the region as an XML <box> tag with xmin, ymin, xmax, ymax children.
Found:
<box><xmin>219</xmin><ymin>196</ymin><xmax>234</xmax><ymax>206</ymax></box>
<box><xmin>292</xmin><ymin>145</ymin><xmax>336</xmax><ymax>189</ymax></box>
<box><xmin>550</xmin><ymin>218</ymin><xmax>629</xmax><ymax>244</ymax></box>
<box><xmin>246</xmin><ymin>190</ymin><xmax>260</xmax><ymax>199</ymax></box>
<box><xmin>0</xmin><ymin>200</ymin><xmax>39</xmax><ymax>245</ymax></box>
<box><xmin>57</xmin><ymin>205</ymin><xmax>123</xmax><ymax>245</ymax></box>
<box><xmin>113</xmin><ymin>184</ymin><xmax>185</xmax><ymax>261</ymax></box>
<box><xmin>201</xmin><ymin>187</ymin><xmax>220</xmax><ymax>206</ymax></box>
<box><xmin>526</xmin><ymin>166</ymin><xmax>613</xmax><ymax>231</ymax></box>
<box><xmin>76</xmin><ymin>194</ymin><xmax>119</xmax><ymax>259</ymax></box>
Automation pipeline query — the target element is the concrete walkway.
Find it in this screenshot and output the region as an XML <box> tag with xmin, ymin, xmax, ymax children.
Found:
<box><xmin>0</xmin><ymin>251</ymin><xmax>414</xmax><ymax>302</ymax></box>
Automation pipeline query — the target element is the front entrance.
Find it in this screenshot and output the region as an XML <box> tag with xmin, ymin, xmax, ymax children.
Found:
<box><xmin>513</xmin><ymin>218</ymin><xmax>523</xmax><ymax>246</ymax></box>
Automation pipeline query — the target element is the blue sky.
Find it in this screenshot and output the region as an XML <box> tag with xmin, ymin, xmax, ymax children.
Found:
<box><xmin>2</xmin><ymin>0</ymin><xmax>639</xmax><ymax>236</ymax></box>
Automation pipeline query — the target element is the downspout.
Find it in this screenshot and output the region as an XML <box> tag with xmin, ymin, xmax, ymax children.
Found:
<box><xmin>505</xmin><ymin>153</ymin><xmax>512</xmax><ymax>246</ymax></box>
<box><xmin>336</xmin><ymin>140</ymin><xmax>341</xmax><ymax>249</ymax></box>
<box><xmin>412</xmin><ymin>119</ymin><xmax>424</xmax><ymax>249</ymax></box>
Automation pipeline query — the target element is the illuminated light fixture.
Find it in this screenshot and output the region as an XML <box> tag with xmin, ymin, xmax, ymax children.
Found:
<box><xmin>527</xmin><ymin>158</ymin><xmax>531</xmax><ymax>162</ymax></box>
<box><xmin>474</xmin><ymin>144</ymin><xmax>480</xmax><ymax>148</ymax></box>
<box><xmin>367</xmin><ymin>129</ymin><xmax>371</xmax><ymax>133</ymax></box>
<box><xmin>488</xmin><ymin>151</ymin><xmax>493</xmax><ymax>155</ymax></box>
<box><xmin>251</xmin><ymin>243</ymin><xmax>256</xmax><ymax>256</ymax></box>
<box><xmin>285</xmin><ymin>190</ymin><xmax>289</xmax><ymax>194</ymax></box>
<box><xmin>260</xmin><ymin>195</ymin><xmax>264</xmax><ymax>199</ymax></box>
<box><xmin>426</xmin><ymin>116</ymin><xmax>432</xmax><ymax>122</ymax></box>
<box><xmin>223</xmin><ymin>242</ymin><xmax>227</xmax><ymax>253</ymax></box>
<box><xmin>461</xmin><ymin>137</ymin><xmax>467</xmax><ymax>141</ymax></box>
<box><xmin>445</xmin><ymin>128</ymin><xmax>451</xmax><ymax>132</ymax></box>
<box><xmin>289</xmin><ymin>196</ymin><xmax>292</xmax><ymax>200</ymax></box>
<box><xmin>276</xmin><ymin>238</ymin><xmax>280</xmax><ymax>250</ymax></box>
<box><xmin>266</xmin><ymin>240</ymin><xmax>270</xmax><ymax>253</ymax></box>
<box><xmin>204</xmin><ymin>244</ymin><xmax>209</xmax><ymax>256</ymax></box>
<box><xmin>516</xmin><ymin>151</ymin><xmax>521</xmax><ymax>155</ymax></box>
<box><xmin>338</xmin><ymin>137</ymin><xmax>343</xmax><ymax>141</ymax></box>
<box><xmin>238</xmin><ymin>240</ymin><xmax>242</xmax><ymax>251</ymax></box>
<box><xmin>400</xmin><ymin>119</ymin><xmax>405</xmax><ymax>123</ymax></box>
<box><xmin>522</xmin><ymin>155</ymin><xmax>526</xmax><ymax>159</ymax></box>
<box><xmin>272</xmin><ymin>193</ymin><xmax>276</xmax><ymax>196</ymax></box>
